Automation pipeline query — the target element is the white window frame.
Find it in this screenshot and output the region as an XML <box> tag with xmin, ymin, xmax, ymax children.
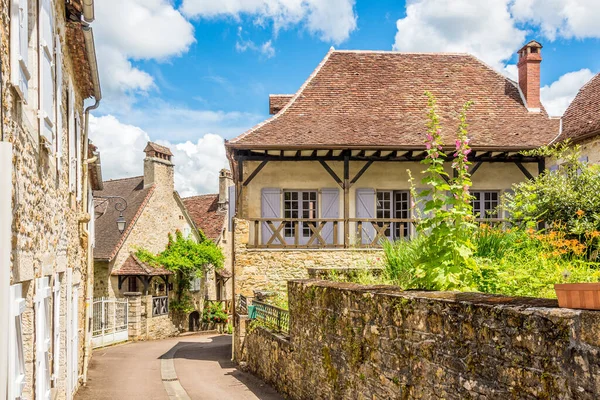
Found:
<box><xmin>376</xmin><ymin>190</ymin><xmax>411</xmax><ymax>239</ymax></box>
<box><xmin>472</xmin><ymin>190</ymin><xmax>500</xmax><ymax>219</ymax></box>
<box><xmin>282</xmin><ymin>190</ymin><xmax>318</xmax><ymax>243</ymax></box>
<box><xmin>75</xmin><ymin>112</ymin><xmax>82</xmax><ymax>201</ymax></box>
<box><xmin>38</xmin><ymin>0</ymin><xmax>56</xmax><ymax>150</ymax></box>
<box><xmin>8</xmin><ymin>284</ymin><xmax>26</xmax><ymax>400</ymax></box>
<box><xmin>68</xmin><ymin>83</ymin><xmax>76</xmax><ymax>193</ymax></box>
<box><xmin>10</xmin><ymin>0</ymin><xmax>31</xmax><ymax>102</ymax></box>
<box><xmin>52</xmin><ymin>273</ymin><xmax>62</xmax><ymax>385</ymax></box>
<box><xmin>55</xmin><ymin>34</ymin><xmax>63</xmax><ymax>169</ymax></box>
<box><xmin>35</xmin><ymin>277</ymin><xmax>52</xmax><ymax>400</ymax></box>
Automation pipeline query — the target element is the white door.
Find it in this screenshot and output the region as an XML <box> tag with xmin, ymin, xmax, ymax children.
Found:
<box><xmin>35</xmin><ymin>277</ymin><xmax>52</xmax><ymax>400</ymax></box>
<box><xmin>70</xmin><ymin>284</ymin><xmax>79</xmax><ymax>393</ymax></box>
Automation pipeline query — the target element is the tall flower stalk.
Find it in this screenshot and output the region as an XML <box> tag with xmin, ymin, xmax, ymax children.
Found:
<box><xmin>411</xmin><ymin>92</ymin><xmax>476</xmax><ymax>290</ymax></box>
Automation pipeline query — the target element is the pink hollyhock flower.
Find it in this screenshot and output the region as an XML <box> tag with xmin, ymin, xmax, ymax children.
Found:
<box><xmin>426</xmin><ymin>142</ymin><xmax>432</xmax><ymax>150</ymax></box>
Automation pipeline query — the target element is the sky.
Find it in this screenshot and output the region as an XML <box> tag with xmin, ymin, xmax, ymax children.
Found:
<box><xmin>88</xmin><ymin>0</ymin><xmax>600</xmax><ymax>197</ymax></box>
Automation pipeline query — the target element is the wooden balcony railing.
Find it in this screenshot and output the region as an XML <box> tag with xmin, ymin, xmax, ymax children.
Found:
<box><xmin>246</xmin><ymin>217</ymin><xmax>510</xmax><ymax>249</ymax></box>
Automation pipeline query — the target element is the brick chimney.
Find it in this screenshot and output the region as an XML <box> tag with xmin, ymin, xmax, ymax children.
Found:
<box><xmin>517</xmin><ymin>40</ymin><xmax>543</xmax><ymax>112</ymax></box>
<box><xmin>218</xmin><ymin>169</ymin><xmax>233</xmax><ymax>212</ymax></box>
<box><xmin>143</xmin><ymin>142</ymin><xmax>174</xmax><ymax>189</ymax></box>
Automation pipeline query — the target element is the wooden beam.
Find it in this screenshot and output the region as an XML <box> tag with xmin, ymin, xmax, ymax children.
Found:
<box><xmin>538</xmin><ymin>158</ymin><xmax>545</xmax><ymax>175</ymax></box>
<box><xmin>343</xmin><ymin>154</ymin><xmax>350</xmax><ymax>248</ymax></box>
<box><xmin>470</xmin><ymin>161</ymin><xmax>483</xmax><ymax>176</ymax></box>
<box><xmin>515</xmin><ymin>161</ymin><xmax>534</xmax><ymax>180</ymax></box>
<box><xmin>243</xmin><ymin>160</ymin><xmax>268</xmax><ymax>186</ymax></box>
<box><xmin>350</xmin><ymin>160</ymin><xmax>373</xmax><ymax>186</ymax></box>
<box><xmin>319</xmin><ymin>160</ymin><xmax>343</xmax><ymax>187</ymax></box>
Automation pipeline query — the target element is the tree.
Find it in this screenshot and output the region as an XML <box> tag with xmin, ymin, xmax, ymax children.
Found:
<box><xmin>137</xmin><ymin>230</ymin><xmax>224</xmax><ymax>314</ymax></box>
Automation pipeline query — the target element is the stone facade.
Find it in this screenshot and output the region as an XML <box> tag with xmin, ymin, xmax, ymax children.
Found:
<box><xmin>124</xmin><ymin>293</ymin><xmax>178</xmax><ymax>341</ymax></box>
<box><xmin>579</xmin><ymin>135</ymin><xmax>600</xmax><ymax>165</ymax></box>
<box><xmin>238</xmin><ymin>280</ymin><xmax>600</xmax><ymax>399</ymax></box>
<box><xmin>1</xmin><ymin>1</ymin><xmax>99</xmax><ymax>399</ymax></box>
<box><xmin>234</xmin><ymin>219</ymin><xmax>383</xmax><ymax>296</ymax></box>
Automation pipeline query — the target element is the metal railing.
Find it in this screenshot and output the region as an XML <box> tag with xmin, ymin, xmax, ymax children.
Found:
<box><xmin>246</xmin><ymin>217</ymin><xmax>510</xmax><ymax>249</ymax></box>
<box><xmin>152</xmin><ymin>296</ymin><xmax>169</xmax><ymax>316</ymax></box>
<box><xmin>252</xmin><ymin>300</ymin><xmax>289</xmax><ymax>335</ymax></box>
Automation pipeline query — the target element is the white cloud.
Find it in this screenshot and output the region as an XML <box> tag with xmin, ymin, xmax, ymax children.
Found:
<box><xmin>93</xmin><ymin>0</ymin><xmax>195</xmax><ymax>108</ymax></box>
<box><xmin>511</xmin><ymin>0</ymin><xmax>600</xmax><ymax>41</ymax></box>
<box><xmin>181</xmin><ymin>0</ymin><xmax>357</xmax><ymax>44</ymax></box>
<box><xmin>235</xmin><ymin>27</ymin><xmax>276</xmax><ymax>58</ymax></box>
<box><xmin>541</xmin><ymin>68</ymin><xmax>595</xmax><ymax>116</ymax></box>
<box><xmin>393</xmin><ymin>0</ymin><xmax>526</xmax><ymax>70</ymax></box>
<box><xmin>90</xmin><ymin>115</ymin><xmax>230</xmax><ymax>195</ymax></box>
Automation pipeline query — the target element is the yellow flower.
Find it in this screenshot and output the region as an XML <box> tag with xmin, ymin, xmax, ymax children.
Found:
<box><xmin>576</xmin><ymin>209</ymin><xmax>585</xmax><ymax>218</ymax></box>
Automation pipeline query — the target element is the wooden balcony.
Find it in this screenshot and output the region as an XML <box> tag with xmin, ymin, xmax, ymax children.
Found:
<box><xmin>246</xmin><ymin>217</ymin><xmax>510</xmax><ymax>249</ymax></box>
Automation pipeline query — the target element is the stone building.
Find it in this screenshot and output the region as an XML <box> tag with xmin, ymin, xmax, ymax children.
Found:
<box><xmin>559</xmin><ymin>72</ymin><xmax>600</xmax><ymax>164</ymax></box>
<box><xmin>0</xmin><ymin>0</ymin><xmax>102</xmax><ymax>399</ymax></box>
<box><xmin>225</xmin><ymin>41</ymin><xmax>561</xmax><ymax>296</ymax></box>
<box><xmin>182</xmin><ymin>169</ymin><xmax>234</xmax><ymax>304</ymax></box>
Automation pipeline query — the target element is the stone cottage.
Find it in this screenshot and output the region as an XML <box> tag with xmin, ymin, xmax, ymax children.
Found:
<box><xmin>559</xmin><ymin>72</ymin><xmax>600</xmax><ymax>164</ymax></box>
<box><xmin>93</xmin><ymin>142</ymin><xmax>205</xmax><ymax>335</ymax></box>
<box><xmin>0</xmin><ymin>0</ymin><xmax>102</xmax><ymax>399</ymax></box>
<box><xmin>182</xmin><ymin>169</ymin><xmax>234</xmax><ymax>306</ymax></box>
<box><xmin>225</xmin><ymin>41</ymin><xmax>561</xmax><ymax>296</ymax></box>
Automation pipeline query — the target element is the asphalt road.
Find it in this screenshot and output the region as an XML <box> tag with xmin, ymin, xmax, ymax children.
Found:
<box><xmin>76</xmin><ymin>333</ymin><xmax>282</xmax><ymax>400</ymax></box>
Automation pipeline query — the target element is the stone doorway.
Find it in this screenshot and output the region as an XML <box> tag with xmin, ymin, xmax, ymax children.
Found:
<box><xmin>189</xmin><ymin>311</ymin><xmax>200</xmax><ymax>332</ymax></box>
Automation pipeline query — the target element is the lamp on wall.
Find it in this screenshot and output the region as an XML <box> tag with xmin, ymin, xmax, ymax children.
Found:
<box><xmin>95</xmin><ymin>195</ymin><xmax>128</xmax><ymax>234</ymax></box>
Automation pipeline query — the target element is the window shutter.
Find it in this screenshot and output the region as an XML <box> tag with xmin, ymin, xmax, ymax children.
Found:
<box><xmin>39</xmin><ymin>0</ymin><xmax>55</xmax><ymax>149</ymax></box>
<box><xmin>70</xmin><ymin>284</ymin><xmax>80</xmax><ymax>392</ymax></box>
<box><xmin>10</xmin><ymin>0</ymin><xmax>30</xmax><ymax>100</ymax></box>
<box><xmin>76</xmin><ymin>113</ymin><xmax>82</xmax><ymax>201</ymax></box>
<box><xmin>548</xmin><ymin>164</ymin><xmax>559</xmax><ymax>173</ymax></box>
<box><xmin>503</xmin><ymin>189</ymin><xmax>515</xmax><ymax>222</ymax></box>
<box><xmin>52</xmin><ymin>273</ymin><xmax>61</xmax><ymax>385</ymax></box>
<box><xmin>321</xmin><ymin>188</ymin><xmax>339</xmax><ymax>245</ymax></box>
<box><xmin>355</xmin><ymin>188</ymin><xmax>375</xmax><ymax>245</ymax></box>
<box><xmin>261</xmin><ymin>188</ymin><xmax>281</xmax><ymax>245</ymax></box>
<box><xmin>55</xmin><ymin>35</ymin><xmax>63</xmax><ymax>169</ymax></box>
<box><xmin>35</xmin><ymin>277</ymin><xmax>52</xmax><ymax>400</ymax></box>
<box><xmin>9</xmin><ymin>284</ymin><xmax>26</xmax><ymax>400</ymax></box>
<box><xmin>88</xmin><ymin>190</ymin><xmax>95</xmax><ymax>247</ymax></box>
<box><xmin>68</xmin><ymin>85</ymin><xmax>76</xmax><ymax>193</ymax></box>
<box><xmin>228</xmin><ymin>185</ymin><xmax>236</xmax><ymax>231</ymax></box>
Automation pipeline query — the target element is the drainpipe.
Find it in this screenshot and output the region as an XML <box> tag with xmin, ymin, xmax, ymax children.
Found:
<box><xmin>79</xmin><ymin>25</ymin><xmax>101</xmax><ymax>385</ymax></box>
<box><xmin>0</xmin><ymin>142</ymin><xmax>12</xmax><ymax>400</ymax></box>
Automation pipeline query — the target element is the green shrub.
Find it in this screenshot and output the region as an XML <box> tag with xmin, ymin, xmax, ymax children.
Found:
<box><xmin>202</xmin><ymin>302</ymin><xmax>228</xmax><ymax>324</ymax></box>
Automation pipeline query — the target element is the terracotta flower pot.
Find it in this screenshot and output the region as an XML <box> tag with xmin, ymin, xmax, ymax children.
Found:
<box><xmin>554</xmin><ymin>283</ymin><xmax>600</xmax><ymax>310</ymax></box>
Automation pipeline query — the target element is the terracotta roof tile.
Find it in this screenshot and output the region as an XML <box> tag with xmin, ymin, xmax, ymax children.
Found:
<box><xmin>93</xmin><ymin>176</ymin><xmax>154</xmax><ymax>260</ymax></box>
<box><xmin>182</xmin><ymin>194</ymin><xmax>225</xmax><ymax>241</ymax></box>
<box><xmin>269</xmin><ymin>94</ymin><xmax>294</xmax><ymax>114</ymax></box>
<box><xmin>112</xmin><ymin>254</ymin><xmax>173</xmax><ymax>276</ymax></box>
<box><xmin>144</xmin><ymin>142</ymin><xmax>173</xmax><ymax>156</ymax></box>
<box><xmin>229</xmin><ymin>50</ymin><xmax>559</xmax><ymax>150</ymax></box>
<box><xmin>561</xmin><ymin>73</ymin><xmax>600</xmax><ymax>141</ymax></box>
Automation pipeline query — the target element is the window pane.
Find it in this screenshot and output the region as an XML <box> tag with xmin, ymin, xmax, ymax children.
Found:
<box><xmin>394</xmin><ymin>191</ymin><xmax>410</xmax><ymax>238</ymax></box>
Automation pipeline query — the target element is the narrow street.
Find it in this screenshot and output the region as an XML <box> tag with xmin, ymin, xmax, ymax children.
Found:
<box><xmin>76</xmin><ymin>333</ymin><xmax>282</xmax><ymax>400</ymax></box>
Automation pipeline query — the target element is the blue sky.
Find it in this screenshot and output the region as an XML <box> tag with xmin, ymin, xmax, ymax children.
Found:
<box><xmin>88</xmin><ymin>0</ymin><xmax>600</xmax><ymax>196</ymax></box>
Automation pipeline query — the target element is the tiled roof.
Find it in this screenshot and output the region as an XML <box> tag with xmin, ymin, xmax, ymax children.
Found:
<box><xmin>144</xmin><ymin>142</ymin><xmax>173</xmax><ymax>156</ymax></box>
<box><xmin>269</xmin><ymin>94</ymin><xmax>294</xmax><ymax>114</ymax></box>
<box><xmin>561</xmin><ymin>73</ymin><xmax>600</xmax><ymax>141</ymax></box>
<box><xmin>93</xmin><ymin>176</ymin><xmax>154</xmax><ymax>260</ymax></box>
<box><xmin>229</xmin><ymin>50</ymin><xmax>559</xmax><ymax>150</ymax></box>
<box><xmin>112</xmin><ymin>254</ymin><xmax>173</xmax><ymax>276</ymax></box>
<box><xmin>182</xmin><ymin>194</ymin><xmax>225</xmax><ymax>241</ymax></box>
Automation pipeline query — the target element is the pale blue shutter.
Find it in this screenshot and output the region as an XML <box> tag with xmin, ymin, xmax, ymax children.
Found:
<box><xmin>321</xmin><ymin>188</ymin><xmax>339</xmax><ymax>245</ymax></box>
<box><xmin>228</xmin><ymin>185</ymin><xmax>235</xmax><ymax>231</ymax></box>
<box><xmin>261</xmin><ymin>188</ymin><xmax>281</xmax><ymax>245</ymax></box>
<box><xmin>503</xmin><ymin>188</ymin><xmax>515</xmax><ymax>223</ymax></box>
<box><xmin>356</xmin><ymin>188</ymin><xmax>375</xmax><ymax>245</ymax></box>
<box><xmin>414</xmin><ymin>189</ymin><xmax>433</xmax><ymax>236</ymax></box>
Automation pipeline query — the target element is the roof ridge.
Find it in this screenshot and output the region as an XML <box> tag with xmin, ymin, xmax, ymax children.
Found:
<box><xmin>102</xmin><ymin>175</ymin><xmax>144</xmax><ymax>183</ymax></box>
<box><xmin>183</xmin><ymin>193</ymin><xmax>218</xmax><ymax>199</ymax></box>
<box><xmin>564</xmin><ymin>72</ymin><xmax>599</xmax><ymax>116</ymax></box>
<box><xmin>333</xmin><ymin>49</ymin><xmax>471</xmax><ymax>56</ymax></box>
<box><xmin>228</xmin><ymin>46</ymin><xmax>336</xmax><ymax>145</ymax></box>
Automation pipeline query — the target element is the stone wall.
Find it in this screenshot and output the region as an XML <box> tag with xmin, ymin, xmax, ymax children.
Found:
<box><xmin>233</xmin><ymin>219</ymin><xmax>383</xmax><ymax>296</ymax></box>
<box><xmin>125</xmin><ymin>294</ymin><xmax>178</xmax><ymax>341</ymax></box>
<box><xmin>238</xmin><ymin>280</ymin><xmax>600</xmax><ymax>399</ymax></box>
<box><xmin>1</xmin><ymin>0</ymin><xmax>96</xmax><ymax>398</ymax></box>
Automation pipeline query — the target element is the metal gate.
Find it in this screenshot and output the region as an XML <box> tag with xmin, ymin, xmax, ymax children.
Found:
<box><xmin>92</xmin><ymin>298</ymin><xmax>129</xmax><ymax>348</ymax></box>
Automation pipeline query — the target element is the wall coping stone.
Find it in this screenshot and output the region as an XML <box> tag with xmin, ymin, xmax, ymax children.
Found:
<box><xmin>123</xmin><ymin>292</ymin><xmax>143</xmax><ymax>297</ymax></box>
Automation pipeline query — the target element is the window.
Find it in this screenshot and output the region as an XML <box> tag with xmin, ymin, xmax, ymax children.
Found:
<box><xmin>52</xmin><ymin>273</ymin><xmax>62</xmax><ymax>386</ymax></box>
<box><xmin>283</xmin><ymin>190</ymin><xmax>318</xmax><ymax>241</ymax></box>
<box><xmin>39</xmin><ymin>0</ymin><xmax>55</xmax><ymax>148</ymax></box>
<box><xmin>68</xmin><ymin>83</ymin><xmax>76</xmax><ymax>193</ymax></box>
<box><xmin>189</xmin><ymin>277</ymin><xmax>201</xmax><ymax>292</ymax></box>
<box><xmin>35</xmin><ymin>277</ymin><xmax>52</xmax><ymax>400</ymax></box>
<box><xmin>472</xmin><ymin>191</ymin><xmax>500</xmax><ymax>219</ymax></box>
<box><xmin>376</xmin><ymin>191</ymin><xmax>411</xmax><ymax>239</ymax></box>
<box><xmin>10</xmin><ymin>0</ymin><xmax>30</xmax><ymax>101</ymax></box>
<box><xmin>9</xmin><ymin>284</ymin><xmax>26</xmax><ymax>400</ymax></box>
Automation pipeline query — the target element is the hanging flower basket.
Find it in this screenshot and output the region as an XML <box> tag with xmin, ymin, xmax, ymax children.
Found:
<box><xmin>554</xmin><ymin>283</ymin><xmax>600</xmax><ymax>310</ymax></box>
